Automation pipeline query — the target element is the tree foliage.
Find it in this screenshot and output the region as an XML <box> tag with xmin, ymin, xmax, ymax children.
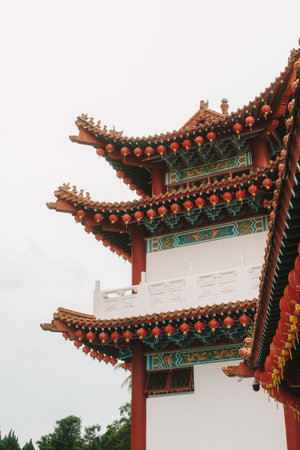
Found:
<box><xmin>0</xmin><ymin>431</ymin><xmax>35</xmax><ymax>450</ymax></box>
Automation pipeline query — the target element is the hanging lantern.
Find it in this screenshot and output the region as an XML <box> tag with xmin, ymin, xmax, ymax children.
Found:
<box><xmin>194</xmin><ymin>321</ymin><xmax>205</xmax><ymax>333</ymax></box>
<box><xmin>235</xmin><ymin>190</ymin><xmax>246</xmax><ymax>203</ymax></box>
<box><xmin>122</xmin><ymin>362</ymin><xmax>130</xmax><ymax>370</ymax></box>
<box><xmin>147</xmin><ymin>209</ymin><xmax>157</xmax><ymax>221</ymax></box>
<box><xmin>116</xmin><ymin>171</ymin><xmax>125</xmax><ymax>179</ymax></box>
<box><xmin>77</xmin><ymin>210</ymin><xmax>86</xmax><ymax>221</ymax></box>
<box><xmin>151</xmin><ymin>327</ymin><xmax>162</xmax><ymax>339</ymax></box>
<box><xmin>98</xmin><ymin>332</ymin><xmax>109</xmax><ymax>344</ymax></box>
<box><xmin>245</xmin><ymin>116</ymin><xmax>255</xmax><ymax>130</ymax></box>
<box><xmin>223</xmin><ymin>191</ymin><xmax>233</xmax><ymax>205</ymax></box>
<box><xmin>111</xmin><ymin>332</ymin><xmax>121</xmax><ymax>343</ymax></box>
<box><xmin>122</xmin><ymin>213</ymin><xmax>132</xmax><ymax>226</ymax></box>
<box><xmin>164</xmin><ymin>324</ymin><xmax>175</xmax><ymax>336</ymax></box>
<box><xmin>179</xmin><ymin>323</ymin><xmax>190</xmax><ymax>335</ymax></box>
<box><xmin>195</xmin><ymin>136</ymin><xmax>205</xmax><ymax>148</ymax></box>
<box><xmin>109</xmin><ymin>214</ymin><xmax>118</xmax><ymax>224</ymax></box>
<box><xmin>248</xmin><ymin>185</ymin><xmax>259</xmax><ymax>197</ymax></box>
<box><xmin>123</xmin><ymin>177</ymin><xmax>131</xmax><ymax>185</ymax></box>
<box><xmin>129</xmin><ymin>184</ymin><xmax>137</xmax><ymax>191</ymax></box>
<box><xmin>102</xmin><ymin>239</ymin><xmax>111</xmax><ymax>247</ymax></box>
<box><xmin>103</xmin><ymin>355</ymin><xmax>110</xmax><ymax>364</ymax></box>
<box><xmin>223</xmin><ymin>317</ymin><xmax>234</xmax><ymax>329</ymax></box>
<box><xmin>96</xmin><ymin>352</ymin><xmax>104</xmax><ymax>361</ymax></box>
<box><xmin>134</xmin><ymin>211</ymin><xmax>144</xmax><ymax>223</ymax></box>
<box><xmin>183</xmin><ymin>200</ymin><xmax>194</xmax><ymax>214</ymax></box>
<box><xmin>137</xmin><ymin>328</ymin><xmax>147</xmax><ymax>340</ymax></box>
<box><xmin>170</xmin><ymin>142</ymin><xmax>180</xmax><ymax>154</ymax></box>
<box><xmin>134</xmin><ymin>147</ymin><xmax>143</xmax><ymax>158</ymax></box>
<box><xmin>116</xmin><ymin>249</ymin><xmax>123</xmax><ymax>256</ymax></box>
<box><xmin>158</xmin><ymin>206</ymin><xmax>168</xmax><ymax>219</ymax></box>
<box><xmin>90</xmin><ymin>350</ymin><xmax>97</xmax><ymax>359</ymax></box>
<box><xmin>96</xmin><ymin>148</ymin><xmax>105</xmax><ymax>157</ymax></box>
<box><xmin>82</xmin><ymin>345</ymin><xmax>91</xmax><ymax>355</ymax></box>
<box><xmin>62</xmin><ymin>332</ymin><xmax>69</xmax><ymax>340</ymax></box>
<box><xmin>94</xmin><ymin>213</ymin><xmax>104</xmax><ymax>223</ymax></box>
<box><xmin>157</xmin><ymin>145</ymin><xmax>166</xmax><ymax>157</ymax></box>
<box><xmin>123</xmin><ymin>330</ymin><xmax>133</xmax><ymax>342</ymax></box>
<box><xmin>170</xmin><ymin>203</ymin><xmax>181</xmax><ymax>215</ymax></box>
<box><xmin>136</xmin><ymin>189</ymin><xmax>144</xmax><ymax>197</ymax></box>
<box><xmin>262</xmin><ymin>178</ymin><xmax>273</xmax><ymax>190</ymax></box>
<box><xmin>208</xmin><ymin>319</ymin><xmax>219</xmax><ymax>332</ymax></box>
<box><xmin>261</xmin><ymin>104</ymin><xmax>271</xmax><ymax>119</ymax></box>
<box><xmin>85</xmin><ymin>226</ymin><xmax>93</xmax><ymax>233</ymax></box>
<box><xmin>182</xmin><ymin>139</ymin><xmax>192</xmax><ymax>149</ymax></box>
<box><xmin>95</xmin><ymin>233</ymin><xmax>103</xmax><ymax>241</ymax></box>
<box><xmin>74</xmin><ymin>340</ymin><xmax>83</xmax><ymax>349</ymax></box>
<box><xmin>110</xmin><ymin>245</ymin><xmax>117</xmax><ymax>253</ymax></box>
<box><xmin>239</xmin><ymin>314</ymin><xmax>250</xmax><ymax>327</ymax></box>
<box><xmin>195</xmin><ymin>197</ymin><xmax>206</xmax><ymax>209</ymax></box>
<box><xmin>86</xmin><ymin>331</ymin><xmax>96</xmax><ymax>343</ymax></box>
<box><xmin>209</xmin><ymin>194</ymin><xmax>219</xmax><ymax>208</ymax></box>
<box><xmin>111</xmin><ymin>357</ymin><xmax>118</xmax><ymax>366</ymax></box>
<box><xmin>206</xmin><ymin>132</ymin><xmax>216</xmax><ymax>146</ymax></box>
<box><xmin>233</xmin><ymin>123</ymin><xmax>243</xmax><ymax>137</ymax></box>
<box><xmin>145</xmin><ymin>146</ymin><xmax>154</xmax><ymax>158</ymax></box>
<box><xmin>121</xmin><ymin>147</ymin><xmax>130</xmax><ymax>158</ymax></box>
<box><xmin>75</xmin><ymin>330</ymin><xmax>85</xmax><ymax>340</ymax></box>
<box><xmin>106</xmin><ymin>143</ymin><xmax>115</xmax><ymax>153</ymax></box>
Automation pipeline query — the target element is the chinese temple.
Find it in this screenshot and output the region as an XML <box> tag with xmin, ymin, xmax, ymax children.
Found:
<box><xmin>42</xmin><ymin>43</ymin><xmax>300</xmax><ymax>450</ymax></box>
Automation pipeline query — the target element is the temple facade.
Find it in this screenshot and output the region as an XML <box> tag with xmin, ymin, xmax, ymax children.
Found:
<box><xmin>42</xmin><ymin>44</ymin><xmax>300</xmax><ymax>450</ymax></box>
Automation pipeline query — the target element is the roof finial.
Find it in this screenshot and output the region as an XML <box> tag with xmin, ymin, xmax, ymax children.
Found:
<box><xmin>220</xmin><ymin>98</ymin><xmax>229</xmax><ymax>115</ymax></box>
<box><xmin>200</xmin><ymin>99</ymin><xmax>208</xmax><ymax>110</ymax></box>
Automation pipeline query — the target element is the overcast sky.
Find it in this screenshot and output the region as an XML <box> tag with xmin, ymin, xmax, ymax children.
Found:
<box><xmin>1</xmin><ymin>0</ymin><xmax>299</xmax><ymax>446</ymax></box>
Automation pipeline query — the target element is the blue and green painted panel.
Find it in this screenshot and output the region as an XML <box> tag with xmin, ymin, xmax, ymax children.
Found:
<box><xmin>165</xmin><ymin>152</ymin><xmax>252</xmax><ymax>185</ymax></box>
<box><xmin>146</xmin><ymin>216</ymin><xmax>268</xmax><ymax>253</ymax></box>
<box><xmin>147</xmin><ymin>344</ymin><xmax>241</xmax><ymax>370</ymax></box>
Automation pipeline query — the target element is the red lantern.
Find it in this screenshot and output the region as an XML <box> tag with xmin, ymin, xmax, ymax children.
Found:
<box><xmin>94</xmin><ymin>213</ymin><xmax>104</xmax><ymax>223</ymax></box>
<box><xmin>235</xmin><ymin>190</ymin><xmax>246</xmax><ymax>203</ymax></box>
<box><xmin>102</xmin><ymin>239</ymin><xmax>111</xmax><ymax>247</ymax></box>
<box><xmin>99</xmin><ymin>332</ymin><xmax>109</xmax><ymax>344</ymax></box>
<box><xmin>62</xmin><ymin>332</ymin><xmax>69</xmax><ymax>340</ymax></box>
<box><xmin>123</xmin><ymin>330</ymin><xmax>133</xmax><ymax>342</ymax></box>
<box><xmin>195</xmin><ymin>136</ymin><xmax>205</xmax><ymax>147</ymax></box>
<box><xmin>103</xmin><ymin>355</ymin><xmax>110</xmax><ymax>364</ymax></box>
<box><xmin>122</xmin><ymin>214</ymin><xmax>132</xmax><ymax>226</ymax></box>
<box><xmin>158</xmin><ymin>206</ymin><xmax>168</xmax><ymax>218</ymax></box>
<box><xmin>248</xmin><ymin>185</ymin><xmax>259</xmax><ymax>197</ymax></box>
<box><xmin>209</xmin><ymin>194</ymin><xmax>219</xmax><ymax>208</ymax></box>
<box><xmin>82</xmin><ymin>345</ymin><xmax>91</xmax><ymax>355</ymax></box>
<box><xmin>223</xmin><ymin>317</ymin><xmax>234</xmax><ymax>329</ymax></box>
<box><xmin>122</xmin><ymin>362</ymin><xmax>130</xmax><ymax>370</ymax></box>
<box><xmin>85</xmin><ymin>226</ymin><xmax>93</xmax><ymax>233</ymax></box>
<box><xmin>152</xmin><ymin>327</ymin><xmax>162</xmax><ymax>339</ymax></box>
<box><xmin>170</xmin><ymin>142</ymin><xmax>180</xmax><ymax>154</ymax></box>
<box><xmin>111</xmin><ymin>357</ymin><xmax>118</xmax><ymax>366</ymax></box>
<box><xmin>77</xmin><ymin>210</ymin><xmax>86</xmax><ymax>220</ymax></box>
<box><xmin>262</xmin><ymin>178</ymin><xmax>273</xmax><ymax>190</ymax></box>
<box><xmin>134</xmin><ymin>211</ymin><xmax>144</xmax><ymax>223</ymax></box>
<box><xmin>208</xmin><ymin>319</ymin><xmax>219</xmax><ymax>332</ymax></box>
<box><xmin>195</xmin><ymin>197</ymin><xmax>205</xmax><ymax>209</ymax></box>
<box><xmin>170</xmin><ymin>203</ymin><xmax>181</xmax><ymax>215</ymax></box>
<box><xmin>223</xmin><ymin>192</ymin><xmax>233</xmax><ymax>204</ymax></box>
<box><xmin>74</xmin><ymin>340</ymin><xmax>83</xmax><ymax>349</ymax></box>
<box><xmin>95</xmin><ymin>233</ymin><xmax>103</xmax><ymax>241</ymax></box>
<box><xmin>157</xmin><ymin>145</ymin><xmax>166</xmax><ymax>157</ymax></box>
<box><xmin>179</xmin><ymin>323</ymin><xmax>190</xmax><ymax>335</ymax></box>
<box><xmin>75</xmin><ymin>330</ymin><xmax>85</xmax><ymax>340</ymax></box>
<box><xmin>106</xmin><ymin>143</ymin><xmax>115</xmax><ymax>153</ymax></box>
<box><xmin>147</xmin><ymin>209</ymin><xmax>157</xmax><ymax>221</ymax></box>
<box><xmin>194</xmin><ymin>321</ymin><xmax>205</xmax><ymax>333</ymax></box>
<box><xmin>109</xmin><ymin>244</ymin><xmax>117</xmax><ymax>251</ymax></box>
<box><xmin>145</xmin><ymin>146</ymin><xmax>154</xmax><ymax>158</ymax></box>
<box><xmin>183</xmin><ymin>200</ymin><xmax>194</xmax><ymax>213</ymax></box>
<box><xmin>261</xmin><ymin>104</ymin><xmax>271</xmax><ymax>119</ymax></box>
<box><xmin>137</xmin><ymin>328</ymin><xmax>147</xmax><ymax>340</ymax></box>
<box><xmin>239</xmin><ymin>314</ymin><xmax>250</xmax><ymax>327</ymax></box>
<box><xmin>134</xmin><ymin>147</ymin><xmax>143</xmax><ymax>158</ymax></box>
<box><xmin>123</xmin><ymin>177</ymin><xmax>131</xmax><ymax>185</ymax></box>
<box><xmin>109</xmin><ymin>214</ymin><xmax>118</xmax><ymax>224</ymax></box>
<box><xmin>90</xmin><ymin>350</ymin><xmax>97</xmax><ymax>359</ymax></box>
<box><xmin>233</xmin><ymin>123</ymin><xmax>243</xmax><ymax>137</ymax></box>
<box><xmin>116</xmin><ymin>171</ymin><xmax>125</xmax><ymax>178</ymax></box>
<box><xmin>136</xmin><ymin>189</ymin><xmax>144</xmax><ymax>197</ymax></box>
<box><xmin>206</xmin><ymin>132</ymin><xmax>216</xmax><ymax>145</ymax></box>
<box><xmin>164</xmin><ymin>324</ymin><xmax>175</xmax><ymax>336</ymax></box>
<box><xmin>96</xmin><ymin>352</ymin><xmax>104</xmax><ymax>361</ymax></box>
<box><xmin>182</xmin><ymin>139</ymin><xmax>192</xmax><ymax>149</ymax></box>
<box><xmin>121</xmin><ymin>147</ymin><xmax>130</xmax><ymax>158</ymax></box>
<box><xmin>111</xmin><ymin>332</ymin><xmax>121</xmax><ymax>343</ymax></box>
<box><xmin>96</xmin><ymin>148</ymin><xmax>105</xmax><ymax>157</ymax></box>
<box><xmin>86</xmin><ymin>331</ymin><xmax>96</xmax><ymax>343</ymax></box>
<box><xmin>129</xmin><ymin>184</ymin><xmax>137</xmax><ymax>191</ymax></box>
<box><xmin>116</xmin><ymin>249</ymin><xmax>123</xmax><ymax>256</ymax></box>
<box><xmin>245</xmin><ymin>116</ymin><xmax>255</xmax><ymax>130</ymax></box>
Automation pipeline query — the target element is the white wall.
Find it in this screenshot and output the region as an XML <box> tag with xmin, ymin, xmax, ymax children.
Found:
<box><xmin>146</xmin><ymin>231</ymin><xmax>267</xmax><ymax>282</ymax></box>
<box><xmin>146</xmin><ymin>361</ymin><xmax>286</xmax><ymax>450</ymax></box>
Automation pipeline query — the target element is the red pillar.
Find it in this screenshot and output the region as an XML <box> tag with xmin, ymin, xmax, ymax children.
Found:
<box><xmin>131</xmin><ymin>341</ymin><xmax>147</xmax><ymax>450</ymax></box>
<box><xmin>152</xmin><ymin>162</ymin><xmax>166</xmax><ymax>196</ymax></box>
<box><xmin>285</xmin><ymin>405</ymin><xmax>300</xmax><ymax>450</ymax></box>
<box><xmin>131</xmin><ymin>227</ymin><xmax>146</xmax><ymax>286</ymax></box>
<box><xmin>250</xmin><ymin>137</ymin><xmax>269</xmax><ymax>168</ymax></box>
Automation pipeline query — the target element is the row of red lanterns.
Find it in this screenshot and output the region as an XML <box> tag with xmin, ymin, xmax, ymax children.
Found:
<box><xmin>96</xmin><ymin>106</ymin><xmax>271</xmax><ymax>159</ymax></box>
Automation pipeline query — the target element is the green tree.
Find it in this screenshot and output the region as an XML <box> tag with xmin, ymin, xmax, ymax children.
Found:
<box><xmin>0</xmin><ymin>430</ymin><xmax>21</xmax><ymax>450</ymax></box>
<box><xmin>22</xmin><ymin>440</ymin><xmax>35</xmax><ymax>450</ymax></box>
<box><xmin>100</xmin><ymin>403</ymin><xmax>131</xmax><ymax>450</ymax></box>
<box><xmin>82</xmin><ymin>425</ymin><xmax>101</xmax><ymax>450</ymax></box>
<box><xmin>37</xmin><ymin>416</ymin><xmax>83</xmax><ymax>450</ymax></box>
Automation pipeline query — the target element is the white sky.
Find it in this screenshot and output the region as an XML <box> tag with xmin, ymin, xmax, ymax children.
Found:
<box><xmin>1</xmin><ymin>0</ymin><xmax>299</xmax><ymax>445</ymax></box>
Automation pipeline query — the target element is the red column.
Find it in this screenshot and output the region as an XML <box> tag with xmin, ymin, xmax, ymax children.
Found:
<box><xmin>131</xmin><ymin>341</ymin><xmax>147</xmax><ymax>450</ymax></box>
<box><xmin>250</xmin><ymin>137</ymin><xmax>269</xmax><ymax>168</ymax></box>
<box><xmin>285</xmin><ymin>405</ymin><xmax>300</xmax><ymax>450</ymax></box>
<box><xmin>152</xmin><ymin>162</ymin><xmax>166</xmax><ymax>196</ymax></box>
<box><xmin>131</xmin><ymin>227</ymin><xmax>146</xmax><ymax>286</ymax></box>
